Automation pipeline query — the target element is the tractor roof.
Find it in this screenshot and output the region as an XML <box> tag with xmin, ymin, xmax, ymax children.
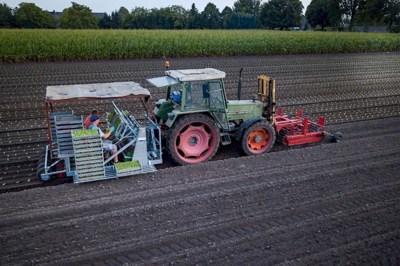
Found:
<box><xmin>147</xmin><ymin>68</ymin><xmax>226</xmax><ymax>88</ymax></box>
<box><xmin>45</xmin><ymin>82</ymin><xmax>150</xmax><ymax>102</ymax></box>
<box><xmin>166</xmin><ymin>68</ymin><xmax>226</xmax><ymax>82</ymax></box>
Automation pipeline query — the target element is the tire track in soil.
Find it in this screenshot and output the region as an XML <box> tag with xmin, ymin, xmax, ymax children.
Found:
<box><xmin>0</xmin><ymin>115</ymin><xmax>399</xmax><ymax>265</ymax></box>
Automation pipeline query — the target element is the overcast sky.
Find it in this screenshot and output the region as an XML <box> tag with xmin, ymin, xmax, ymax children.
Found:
<box><xmin>3</xmin><ymin>0</ymin><xmax>311</xmax><ymax>14</ymax></box>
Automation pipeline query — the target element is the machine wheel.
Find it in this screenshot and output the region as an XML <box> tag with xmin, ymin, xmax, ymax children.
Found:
<box><xmin>276</xmin><ymin>127</ymin><xmax>290</xmax><ymax>145</ymax></box>
<box><xmin>167</xmin><ymin>114</ymin><xmax>220</xmax><ymax>165</ymax></box>
<box><xmin>241</xmin><ymin>121</ymin><xmax>276</xmax><ymax>156</ymax></box>
<box><xmin>36</xmin><ymin>149</ymin><xmax>52</xmax><ymax>182</ymax></box>
<box><xmin>36</xmin><ymin>167</ymin><xmax>54</xmax><ymax>183</ymax></box>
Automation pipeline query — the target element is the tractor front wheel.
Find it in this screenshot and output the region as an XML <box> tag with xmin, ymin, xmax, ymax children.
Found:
<box><xmin>241</xmin><ymin>121</ymin><xmax>275</xmax><ymax>156</ymax></box>
<box><xmin>167</xmin><ymin>114</ymin><xmax>220</xmax><ymax>165</ymax></box>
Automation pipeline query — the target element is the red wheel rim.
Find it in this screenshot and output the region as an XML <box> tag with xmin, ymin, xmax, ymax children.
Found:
<box><xmin>247</xmin><ymin>128</ymin><xmax>271</xmax><ymax>154</ymax></box>
<box><xmin>174</xmin><ymin>122</ymin><xmax>217</xmax><ymax>163</ymax></box>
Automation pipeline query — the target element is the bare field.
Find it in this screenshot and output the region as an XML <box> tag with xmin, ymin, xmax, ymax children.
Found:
<box><xmin>0</xmin><ymin>53</ymin><xmax>399</xmax><ymax>265</ymax></box>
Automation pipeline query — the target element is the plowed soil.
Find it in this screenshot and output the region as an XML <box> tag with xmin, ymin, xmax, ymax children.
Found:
<box><xmin>0</xmin><ymin>53</ymin><xmax>400</xmax><ymax>265</ymax></box>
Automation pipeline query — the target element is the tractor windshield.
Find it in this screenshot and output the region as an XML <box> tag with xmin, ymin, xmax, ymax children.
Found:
<box><xmin>183</xmin><ymin>81</ymin><xmax>207</xmax><ymax>109</ymax></box>
<box><xmin>183</xmin><ymin>80</ymin><xmax>226</xmax><ymax>111</ymax></box>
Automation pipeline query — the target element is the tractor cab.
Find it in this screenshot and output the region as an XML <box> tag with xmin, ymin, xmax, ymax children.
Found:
<box><xmin>147</xmin><ymin>68</ymin><xmax>230</xmax><ymax>130</ymax></box>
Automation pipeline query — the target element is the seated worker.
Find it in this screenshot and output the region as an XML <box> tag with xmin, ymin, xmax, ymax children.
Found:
<box><xmin>84</xmin><ymin>109</ymin><xmax>98</xmax><ymax>129</ymax></box>
<box><xmin>88</xmin><ymin>115</ymin><xmax>118</xmax><ymax>163</ymax></box>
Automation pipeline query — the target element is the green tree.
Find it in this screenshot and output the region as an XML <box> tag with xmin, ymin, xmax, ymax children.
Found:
<box><xmin>233</xmin><ymin>0</ymin><xmax>261</xmax><ymax>28</ymax></box>
<box><xmin>201</xmin><ymin>3</ymin><xmax>221</xmax><ymax>29</ymax></box>
<box><xmin>0</xmin><ymin>3</ymin><xmax>15</xmax><ymax>28</ymax></box>
<box><xmin>118</xmin><ymin>7</ymin><xmax>129</xmax><ymax>19</ymax></box>
<box><xmin>339</xmin><ymin>0</ymin><xmax>364</xmax><ymax>31</ymax></box>
<box><xmin>260</xmin><ymin>0</ymin><xmax>303</xmax><ymax>30</ymax></box>
<box><xmin>188</xmin><ymin>4</ymin><xmax>202</xmax><ymax>29</ymax></box>
<box><xmin>98</xmin><ymin>13</ymin><xmax>111</xmax><ymax>28</ymax></box>
<box><xmin>124</xmin><ymin>7</ymin><xmax>148</xmax><ymax>29</ymax></box>
<box><xmin>169</xmin><ymin>5</ymin><xmax>188</xmax><ymax>29</ymax></box>
<box><xmin>124</xmin><ymin>6</ymin><xmax>187</xmax><ymax>29</ymax></box>
<box><xmin>110</xmin><ymin>11</ymin><xmax>122</xmax><ymax>29</ymax></box>
<box><xmin>221</xmin><ymin>6</ymin><xmax>234</xmax><ymax>29</ymax></box>
<box><xmin>357</xmin><ymin>0</ymin><xmax>385</xmax><ymax>24</ymax></box>
<box><xmin>383</xmin><ymin>0</ymin><xmax>400</xmax><ymax>32</ymax></box>
<box><xmin>345</xmin><ymin>0</ymin><xmax>399</xmax><ymax>31</ymax></box>
<box><xmin>148</xmin><ymin>8</ymin><xmax>163</xmax><ymax>29</ymax></box>
<box><xmin>306</xmin><ymin>0</ymin><xmax>341</xmax><ymax>30</ymax></box>
<box><xmin>118</xmin><ymin>6</ymin><xmax>130</xmax><ymax>28</ymax></box>
<box><xmin>15</xmin><ymin>2</ymin><xmax>55</xmax><ymax>28</ymax></box>
<box><xmin>151</xmin><ymin>6</ymin><xmax>187</xmax><ymax>29</ymax></box>
<box><xmin>60</xmin><ymin>2</ymin><xmax>98</xmax><ymax>29</ymax></box>
<box><xmin>233</xmin><ymin>0</ymin><xmax>261</xmax><ymax>14</ymax></box>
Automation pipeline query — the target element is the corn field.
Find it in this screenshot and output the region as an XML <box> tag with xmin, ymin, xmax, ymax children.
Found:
<box><xmin>1</xmin><ymin>29</ymin><xmax>399</xmax><ymax>62</ymax></box>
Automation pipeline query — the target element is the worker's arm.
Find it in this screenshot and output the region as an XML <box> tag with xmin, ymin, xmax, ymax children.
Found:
<box><xmin>102</xmin><ymin>131</ymin><xmax>112</xmax><ymax>139</ymax></box>
<box><xmin>101</xmin><ymin>126</ymin><xmax>115</xmax><ymax>139</ymax></box>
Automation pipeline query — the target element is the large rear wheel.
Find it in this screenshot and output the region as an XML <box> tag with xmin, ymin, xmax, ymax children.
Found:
<box><xmin>241</xmin><ymin>120</ymin><xmax>275</xmax><ymax>156</ymax></box>
<box><xmin>167</xmin><ymin>114</ymin><xmax>220</xmax><ymax>165</ymax></box>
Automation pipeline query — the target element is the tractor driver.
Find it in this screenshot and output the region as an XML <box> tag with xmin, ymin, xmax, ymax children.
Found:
<box><xmin>88</xmin><ymin>115</ymin><xmax>119</xmax><ymax>163</ymax></box>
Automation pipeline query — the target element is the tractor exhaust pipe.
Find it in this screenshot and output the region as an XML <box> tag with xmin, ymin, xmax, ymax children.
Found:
<box><xmin>237</xmin><ymin>68</ymin><xmax>243</xmax><ymax>100</ymax></box>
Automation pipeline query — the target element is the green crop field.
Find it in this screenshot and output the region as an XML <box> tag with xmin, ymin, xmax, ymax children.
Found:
<box><xmin>1</xmin><ymin>29</ymin><xmax>399</xmax><ymax>62</ymax></box>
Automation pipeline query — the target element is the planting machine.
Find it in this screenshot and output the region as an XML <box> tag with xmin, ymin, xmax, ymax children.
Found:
<box><xmin>37</xmin><ymin>82</ymin><xmax>162</xmax><ymax>184</ymax></box>
<box><xmin>37</xmin><ymin>64</ymin><xmax>342</xmax><ymax>183</ymax></box>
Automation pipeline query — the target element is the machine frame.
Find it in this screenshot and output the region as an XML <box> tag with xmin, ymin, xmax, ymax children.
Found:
<box><xmin>38</xmin><ymin>82</ymin><xmax>162</xmax><ymax>184</ymax></box>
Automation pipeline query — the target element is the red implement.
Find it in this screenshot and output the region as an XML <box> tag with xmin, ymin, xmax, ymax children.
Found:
<box><xmin>274</xmin><ymin>108</ymin><xmax>325</xmax><ymax>146</ymax></box>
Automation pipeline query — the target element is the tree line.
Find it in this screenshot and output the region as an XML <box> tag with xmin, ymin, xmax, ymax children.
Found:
<box><xmin>0</xmin><ymin>0</ymin><xmax>399</xmax><ymax>32</ymax></box>
<box><xmin>306</xmin><ymin>0</ymin><xmax>400</xmax><ymax>32</ymax></box>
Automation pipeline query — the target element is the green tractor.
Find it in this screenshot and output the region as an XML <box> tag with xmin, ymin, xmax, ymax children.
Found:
<box><xmin>147</xmin><ymin>66</ymin><xmax>277</xmax><ymax>165</ymax></box>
